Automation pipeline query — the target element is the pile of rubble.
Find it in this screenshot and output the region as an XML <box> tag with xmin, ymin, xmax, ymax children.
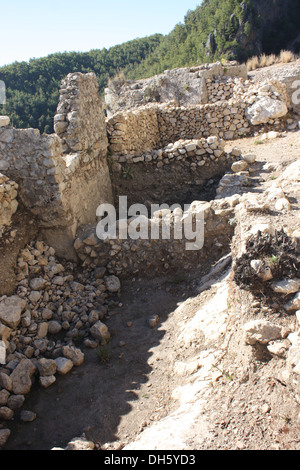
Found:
<box><xmin>110</xmin><ymin>136</ymin><xmax>234</xmax><ymax>170</ymax></box>
<box><xmin>0</xmin><ymin>239</ymin><xmax>121</xmax><ymax>447</ymax></box>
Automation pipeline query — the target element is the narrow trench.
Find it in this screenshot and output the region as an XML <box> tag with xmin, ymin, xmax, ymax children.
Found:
<box><xmin>4</xmin><ymin>173</ymin><xmax>231</xmax><ymax>450</ymax></box>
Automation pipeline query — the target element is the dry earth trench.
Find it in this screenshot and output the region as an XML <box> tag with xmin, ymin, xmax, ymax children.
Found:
<box><xmin>3</xmin><ymin>128</ymin><xmax>300</xmax><ymax>451</ymax></box>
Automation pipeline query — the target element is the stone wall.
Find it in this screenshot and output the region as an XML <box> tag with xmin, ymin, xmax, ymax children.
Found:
<box><xmin>0</xmin><ymin>73</ymin><xmax>113</xmax><ymax>259</ymax></box>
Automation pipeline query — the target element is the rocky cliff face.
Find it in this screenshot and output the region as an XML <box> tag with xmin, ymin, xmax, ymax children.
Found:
<box><xmin>236</xmin><ymin>0</ymin><xmax>300</xmax><ymax>57</ymax></box>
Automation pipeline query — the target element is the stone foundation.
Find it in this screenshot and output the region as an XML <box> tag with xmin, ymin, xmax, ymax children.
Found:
<box><xmin>74</xmin><ymin>196</ymin><xmax>239</xmax><ymax>279</ymax></box>
<box><xmin>0</xmin><ymin>73</ymin><xmax>113</xmax><ymax>259</ymax></box>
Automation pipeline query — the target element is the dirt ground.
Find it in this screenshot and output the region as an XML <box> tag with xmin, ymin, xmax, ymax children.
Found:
<box><xmin>4</xmin><ymin>274</ymin><xmax>204</xmax><ymax>450</ymax></box>
<box><xmin>3</xmin><ymin>127</ymin><xmax>300</xmax><ymax>451</ymax></box>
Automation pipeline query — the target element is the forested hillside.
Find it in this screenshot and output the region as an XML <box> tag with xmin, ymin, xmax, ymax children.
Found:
<box><xmin>0</xmin><ymin>0</ymin><xmax>299</xmax><ymax>133</ymax></box>
<box><xmin>0</xmin><ymin>35</ymin><xmax>162</xmax><ymax>133</ymax></box>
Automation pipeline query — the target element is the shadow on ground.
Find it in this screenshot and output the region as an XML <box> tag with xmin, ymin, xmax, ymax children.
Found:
<box><xmin>4</xmin><ymin>272</ymin><xmax>208</xmax><ymax>450</ymax></box>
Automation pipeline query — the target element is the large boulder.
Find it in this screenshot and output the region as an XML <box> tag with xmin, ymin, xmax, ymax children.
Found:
<box><xmin>246</xmin><ymin>96</ymin><xmax>288</xmax><ymax>125</ymax></box>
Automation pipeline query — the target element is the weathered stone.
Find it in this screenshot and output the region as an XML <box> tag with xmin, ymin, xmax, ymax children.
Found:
<box><xmin>37</xmin><ymin>358</ymin><xmax>57</xmax><ymax>377</ymax></box>
<box><xmin>52</xmin><ymin>276</ymin><xmax>66</xmax><ymax>286</ymax></box>
<box><xmin>10</xmin><ymin>359</ymin><xmax>36</xmax><ymax>395</ymax></box>
<box><xmin>20</xmin><ymin>410</ymin><xmax>37</xmax><ymax>422</ymax></box>
<box><xmin>29</xmin><ymin>277</ymin><xmax>48</xmax><ymax>290</ymax></box>
<box><xmin>0</xmin><ymin>429</ymin><xmax>10</xmax><ymax>448</ymax></box>
<box><xmin>28</xmin><ymin>291</ymin><xmax>41</xmax><ymax>304</ymax></box>
<box><xmin>39</xmin><ymin>375</ymin><xmax>56</xmax><ymax>388</ymax></box>
<box><xmin>47</xmin><ymin>263</ymin><xmax>65</xmax><ymax>279</ymax></box>
<box><xmin>244</xmin><ymin>319</ymin><xmax>282</xmax><ymax>345</ymax></box>
<box><xmin>7</xmin><ymin>394</ymin><xmax>25</xmax><ymax>410</ymax></box>
<box><xmin>231</xmin><ymin>160</ymin><xmax>248</xmax><ymax>173</ymax></box>
<box><xmin>0</xmin><ymin>323</ymin><xmax>12</xmax><ymax>342</ymax></box>
<box><xmin>185</xmin><ymin>143</ymin><xmax>196</xmax><ymax>152</ymax></box>
<box><xmin>93</xmin><ymin>267</ymin><xmax>106</xmax><ymax>279</ymax></box>
<box><xmin>0</xmin><ymin>340</ymin><xmax>6</xmax><ymax>364</ymax></box>
<box><xmin>37</xmin><ymin>322</ymin><xmax>48</xmax><ymax>339</ymax></box>
<box><xmin>55</xmin><ymin>357</ymin><xmax>73</xmax><ymax>375</ymax></box>
<box><xmin>0</xmin><ymin>389</ymin><xmax>9</xmax><ymax>406</ymax></box>
<box><xmin>0</xmin><ymin>116</ymin><xmax>10</xmax><ymax>127</ymax></box>
<box><xmin>64</xmin><ymin>437</ymin><xmax>95</xmax><ymax>450</ymax></box>
<box><xmin>267</xmin><ymin>340</ymin><xmax>290</xmax><ymax>357</ymax></box>
<box><xmin>0</xmin><ymin>296</ymin><xmax>26</xmax><ymax>329</ymax></box>
<box><xmin>207</xmin><ymin>136</ymin><xmax>218</xmax><ymax>145</ymax></box>
<box><xmin>62</xmin><ymin>345</ymin><xmax>84</xmax><ymax>366</ymax></box>
<box><xmin>246</xmin><ymin>96</ymin><xmax>288</xmax><ymax>125</ymax></box>
<box><xmin>230</xmin><ymin>147</ymin><xmax>242</xmax><ymax>157</ymax></box>
<box><xmin>105</xmin><ymin>275</ymin><xmax>121</xmax><ymax>293</ymax></box>
<box><xmin>285</xmin><ymin>292</ymin><xmax>300</xmax><ymax>312</ymax></box>
<box><xmin>0</xmin><ymin>128</ymin><xmax>14</xmax><ymax>143</ymax></box>
<box><xmin>242</xmin><ymin>154</ymin><xmax>256</xmax><ymax>164</ymax></box>
<box><xmin>0</xmin><ymin>372</ymin><xmax>12</xmax><ymax>391</ymax></box>
<box><xmin>48</xmin><ymin>320</ymin><xmax>62</xmax><ymax>335</ymax></box>
<box><xmin>90</xmin><ymin>320</ymin><xmax>110</xmax><ymax>341</ymax></box>
<box><xmin>41</xmin><ymin>308</ymin><xmax>53</xmax><ymax>320</ymax></box>
<box><xmin>0</xmin><ymin>406</ymin><xmax>14</xmax><ymax>420</ymax></box>
<box><xmin>0</xmin><ymin>160</ymin><xmax>9</xmax><ymax>171</ymax></box>
<box><xmin>286</xmin><ymin>333</ymin><xmax>300</xmax><ymax>374</ymax></box>
<box><xmin>88</xmin><ymin>310</ymin><xmax>100</xmax><ymax>325</ymax></box>
<box><xmin>54</xmin><ymin>121</ymin><xmax>68</xmax><ymax>134</ymax></box>
<box><xmin>272</xmin><ymin>278</ymin><xmax>300</xmax><ymax>295</ymax></box>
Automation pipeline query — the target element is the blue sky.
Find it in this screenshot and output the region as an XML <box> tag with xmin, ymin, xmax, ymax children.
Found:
<box><xmin>0</xmin><ymin>0</ymin><xmax>201</xmax><ymax>66</ymax></box>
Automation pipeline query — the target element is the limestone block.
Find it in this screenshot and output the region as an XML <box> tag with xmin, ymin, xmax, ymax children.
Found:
<box><xmin>246</xmin><ymin>96</ymin><xmax>288</xmax><ymax>125</ymax></box>
<box><xmin>231</xmin><ymin>160</ymin><xmax>248</xmax><ymax>173</ymax></box>
<box><xmin>0</xmin><ymin>296</ymin><xmax>27</xmax><ymax>329</ymax></box>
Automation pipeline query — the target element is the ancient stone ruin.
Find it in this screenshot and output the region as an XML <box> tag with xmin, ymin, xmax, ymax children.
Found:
<box><xmin>0</xmin><ymin>61</ymin><xmax>299</xmax><ymax>449</ymax></box>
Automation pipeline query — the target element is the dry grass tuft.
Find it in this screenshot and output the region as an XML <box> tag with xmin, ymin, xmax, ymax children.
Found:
<box><xmin>246</xmin><ymin>50</ymin><xmax>298</xmax><ymax>71</ymax></box>
<box><xmin>279</xmin><ymin>50</ymin><xmax>297</xmax><ymax>63</ymax></box>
